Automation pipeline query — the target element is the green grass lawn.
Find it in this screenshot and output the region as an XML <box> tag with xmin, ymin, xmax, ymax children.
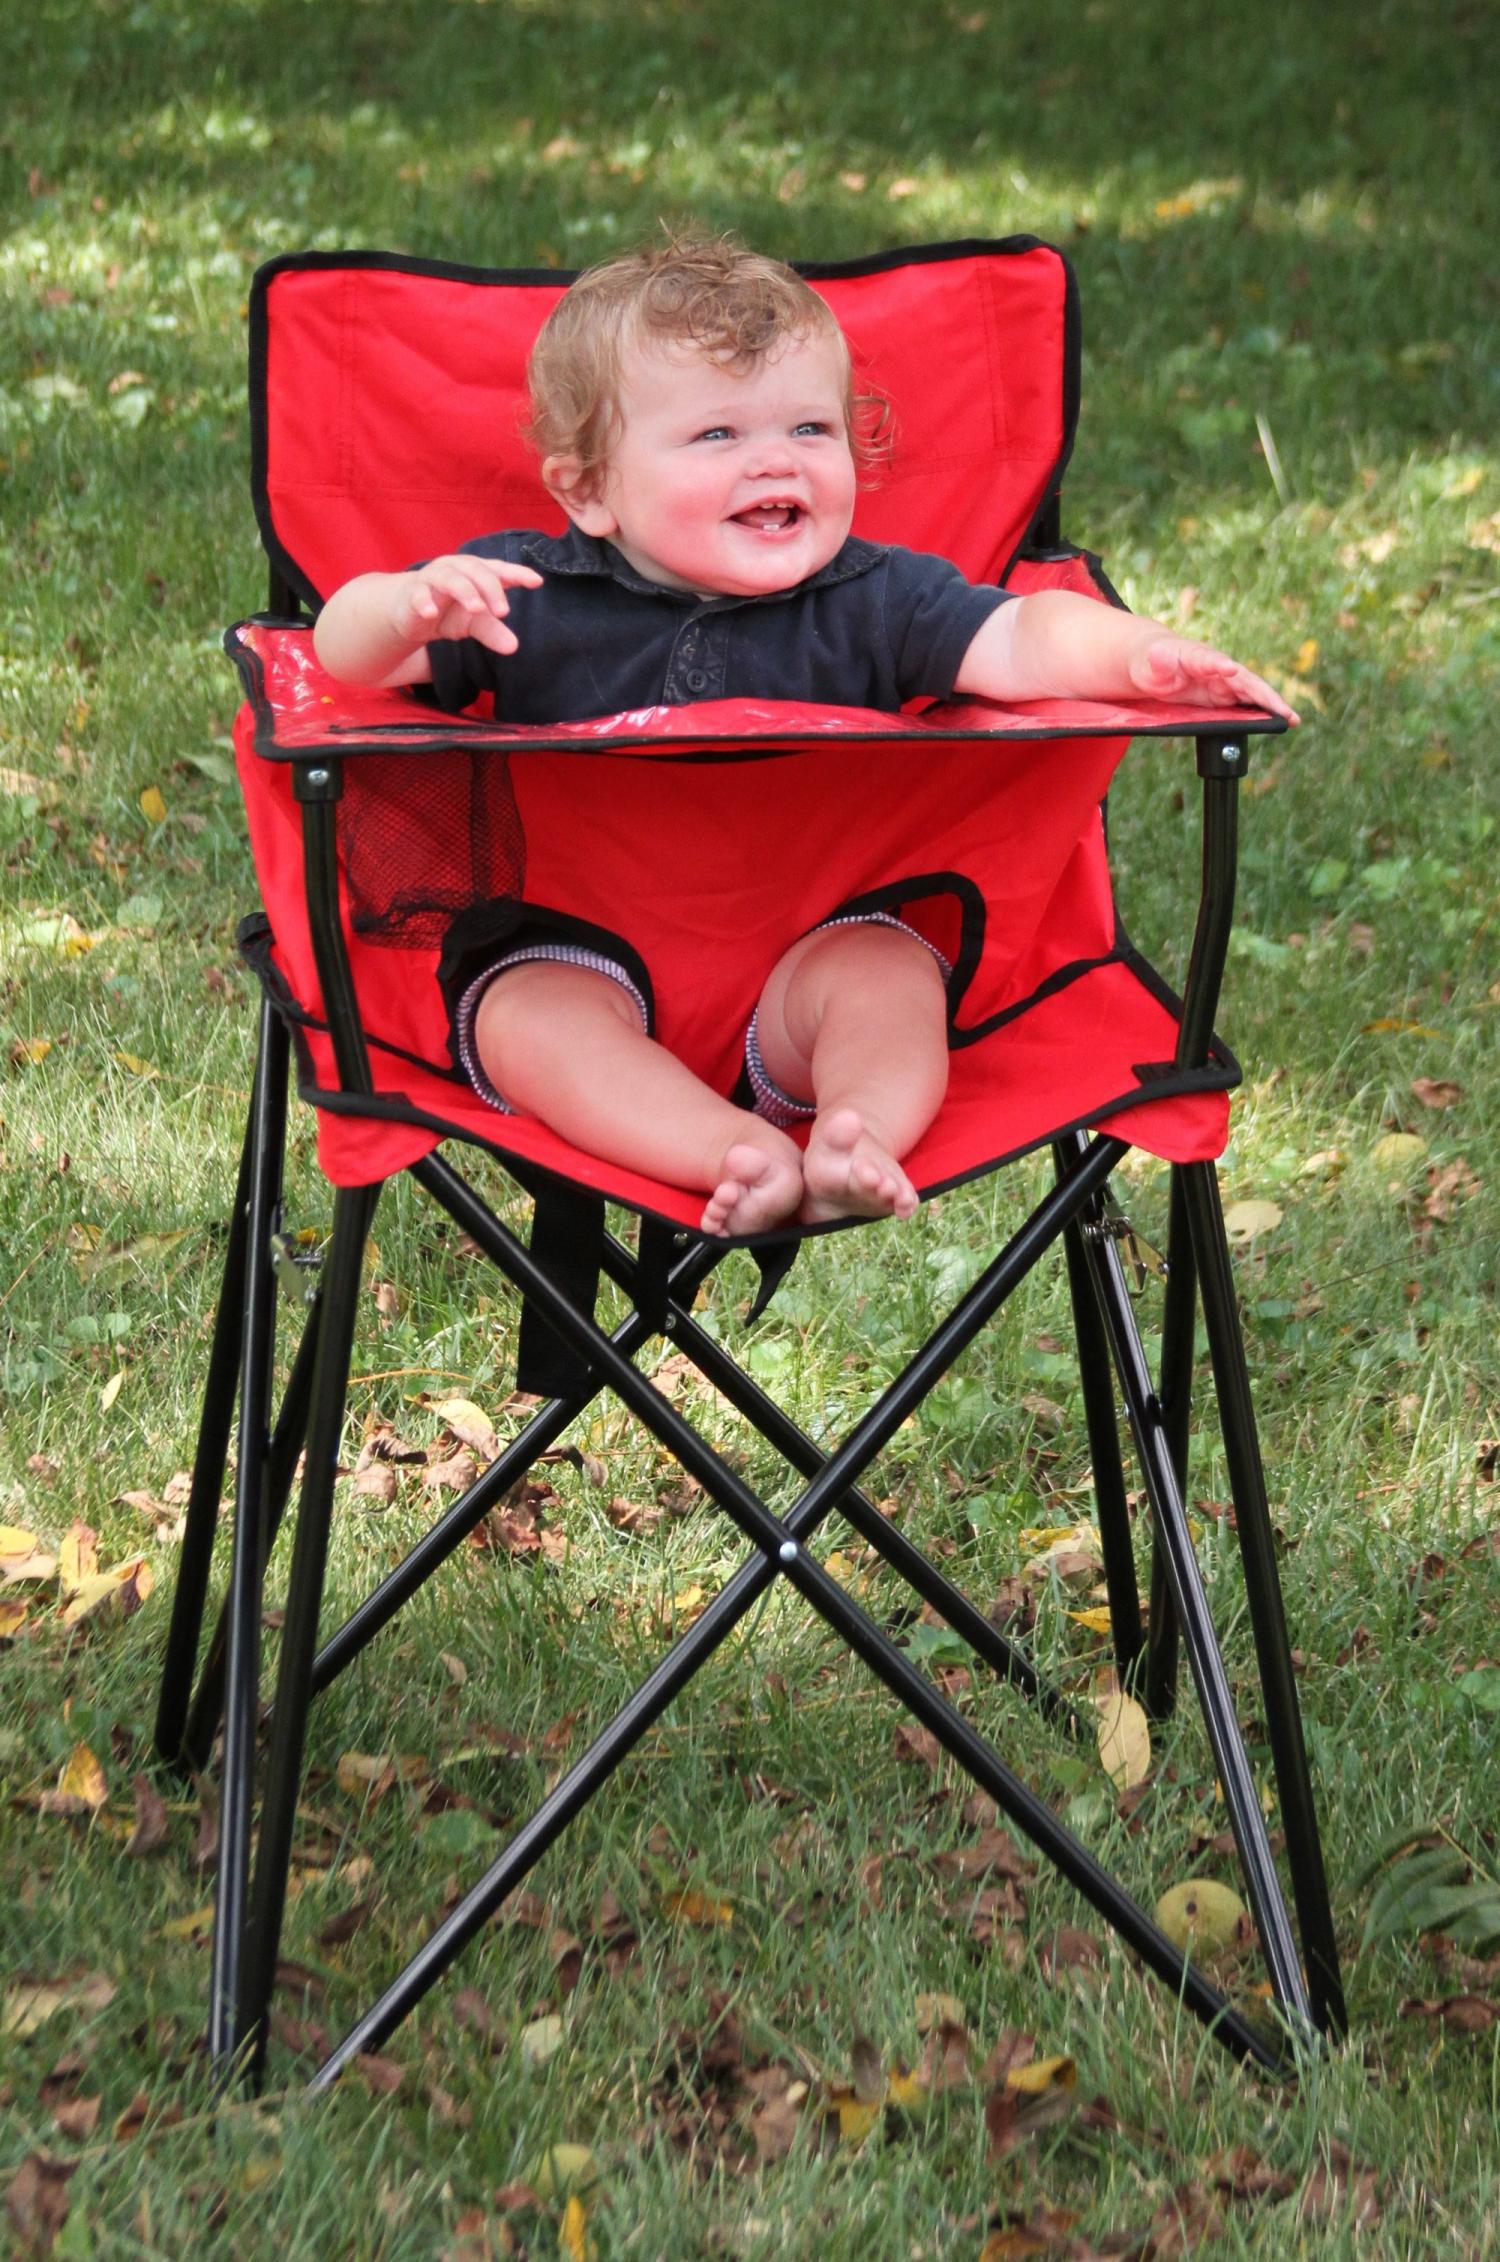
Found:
<box><xmin>2</xmin><ymin>1</ymin><xmax>1498</xmax><ymax>2254</ymax></box>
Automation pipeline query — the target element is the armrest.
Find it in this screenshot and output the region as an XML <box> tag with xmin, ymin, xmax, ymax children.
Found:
<box><xmin>226</xmin><ymin>619</ymin><xmax>1286</xmax><ymax>763</ymax></box>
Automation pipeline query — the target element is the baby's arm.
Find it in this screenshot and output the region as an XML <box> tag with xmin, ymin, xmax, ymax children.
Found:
<box><xmin>312</xmin><ymin>554</ymin><xmax>544</xmax><ymax>689</ymax></box>
<box><xmin>953</xmin><ymin>590</ymin><xmax>1298</xmax><ymax>724</ymax></box>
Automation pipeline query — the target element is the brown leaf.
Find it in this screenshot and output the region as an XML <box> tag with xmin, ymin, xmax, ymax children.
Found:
<box><xmin>1410</xmin><ymin>1076</ymin><xmax>1463</xmax><ymax>1109</ymax></box>
<box><xmin>50</xmin><ymin>2095</ymin><xmax>101</xmax><ymax>2140</ymax></box>
<box><xmin>918</xmin><ymin>2017</ymin><xmax>971</xmax><ymax>2093</ymax></box>
<box><xmin>892</xmin><ymin>1721</ymin><xmax>942</xmax><ymax>1770</ymax></box>
<box><xmin>453</xmin><ymin>1988</ymin><xmax>507</xmax><ymax>2051</ymax></box>
<box><xmin>1207</xmin><ymin>2143</ymin><xmax>1295</xmax><ymax>2201</ymax></box>
<box><xmin>979</xmin><ymin>2028</ymin><xmax>1036</xmax><ymax>2084</ymax></box>
<box><xmin>983</xmin><ymin>2076</ymin><xmax>1077</xmax><ymax>2159</ymax></box>
<box><xmin>1400</xmin><ymin>1994</ymin><xmax>1500</xmax><ymax>2031</ymax></box>
<box><xmin>353</xmin><ymin>2052</ymin><xmax>406</xmax><ymax>2094</ymax></box>
<box><xmin>1296</xmin><ymin>2141</ymin><xmax>1383</xmax><ymax>2228</ymax></box>
<box><xmin>423</xmin><ymin>1448</ymin><xmax>480</xmax><ymax>1494</ymax></box>
<box><xmin>4</xmin><ymin>2153</ymin><xmax>76</xmax><ymax>2255</ymax></box>
<box><xmin>317</xmin><ymin>1898</ymin><xmax>373</xmax><ymax>1948</ymax></box>
<box><xmin>1041</xmin><ymin>1927</ymin><xmax>1103</xmax><ymax>1976</ymax></box>
<box><xmin>933</xmin><ymin>1826</ymin><xmax>1032</xmax><ymax>1883</ymax></box>
<box><xmin>124</xmin><ymin>1773</ymin><xmax>169</xmax><ymax>1856</ymax></box>
<box><xmin>354</xmin><ymin>1464</ymin><xmax>398</xmax><ymax>1505</ymax></box>
<box><xmin>1147</xmin><ymin>2181</ymin><xmax>1228</xmax><ymax>2257</ymax></box>
<box><xmin>192</xmin><ymin>1779</ymin><xmax>220</xmax><ymax>1871</ymax></box>
<box><xmin>605</xmin><ymin>1495</ymin><xmax>662</xmax><ymax>1535</ymax></box>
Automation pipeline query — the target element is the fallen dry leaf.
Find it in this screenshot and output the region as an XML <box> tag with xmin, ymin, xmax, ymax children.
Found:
<box><xmin>4</xmin><ymin>2153</ymin><xmax>76</xmax><ymax>2255</ymax></box>
<box><xmin>39</xmin><ymin>1743</ymin><xmax>108</xmax><ymax>1816</ymax></box>
<box><xmin>124</xmin><ymin>1773</ymin><xmax>169</xmax><ymax>1856</ymax></box>
<box><xmin>2</xmin><ymin>1973</ymin><xmax>116</xmax><ymax>2039</ymax></box>
<box><xmin>1095</xmin><ymin>1687</ymin><xmax>1151</xmax><ymax>1791</ymax></box>
<box><xmin>1410</xmin><ymin>1076</ymin><xmax>1463</xmax><ymax>1110</ymax></box>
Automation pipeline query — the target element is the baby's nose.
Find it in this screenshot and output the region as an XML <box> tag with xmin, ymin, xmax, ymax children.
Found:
<box><xmin>746</xmin><ymin>437</ymin><xmax>796</xmax><ymax>475</ymax></box>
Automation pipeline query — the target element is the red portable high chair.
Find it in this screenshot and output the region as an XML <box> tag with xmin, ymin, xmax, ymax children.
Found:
<box><xmin>154</xmin><ymin>238</ymin><xmax>1346</xmax><ymax>2091</ymax></box>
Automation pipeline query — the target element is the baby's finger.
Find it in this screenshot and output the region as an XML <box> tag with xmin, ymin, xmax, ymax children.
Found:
<box><xmin>467</xmin><ymin>610</ymin><xmax>521</xmax><ymax>658</ymax></box>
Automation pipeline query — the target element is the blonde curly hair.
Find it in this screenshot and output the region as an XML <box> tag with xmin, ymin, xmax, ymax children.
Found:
<box><xmin>526</xmin><ymin>229</ymin><xmax>891</xmax><ymax>495</ymax></box>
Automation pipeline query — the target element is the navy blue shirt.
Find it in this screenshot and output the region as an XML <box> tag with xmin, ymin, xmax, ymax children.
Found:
<box><xmin>423</xmin><ymin>528</ymin><xmax>1014</xmax><ymax>723</ymax></box>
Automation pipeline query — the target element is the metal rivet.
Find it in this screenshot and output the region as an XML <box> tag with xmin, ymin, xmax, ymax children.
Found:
<box><xmin>306</xmin><ymin>766</ymin><xmax>329</xmax><ymax>786</ymax></box>
<box><xmin>1220</xmin><ymin>743</ymin><xmax>1242</xmax><ymax>765</ymax></box>
<box><xmin>778</xmin><ymin>1540</ymin><xmax>798</xmax><ymax>1565</ymax></box>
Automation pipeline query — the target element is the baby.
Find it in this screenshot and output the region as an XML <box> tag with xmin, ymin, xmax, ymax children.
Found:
<box><xmin>314</xmin><ymin>233</ymin><xmax>1295</xmax><ymax>1237</ymax></box>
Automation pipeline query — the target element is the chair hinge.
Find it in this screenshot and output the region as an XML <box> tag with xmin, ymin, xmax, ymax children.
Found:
<box><xmin>1082</xmin><ymin>1200</ymin><xmax>1168</xmax><ymax>1295</ymax></box>
<box><xmin>272</xmin><ymin>1229</ymin><xmax>322</xmax><ymax>1309</ymax></box>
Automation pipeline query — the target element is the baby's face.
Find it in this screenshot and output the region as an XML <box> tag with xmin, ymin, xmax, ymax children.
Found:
<box><xmin>561</xmin><ymin>329</ymin><xmax>858</xmax><ymax>598</ymax></box>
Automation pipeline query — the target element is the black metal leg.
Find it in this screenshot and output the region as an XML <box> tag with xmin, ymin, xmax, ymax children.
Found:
<box><xmin>609</xmin><ymin>1231</ymin><xmax>1077</xmax><ymax>1731</ymax></box>
<box><xmin>307</xmin><ymin>1135</ymin><xmax>1285</xmax><ymax>2088</ymax></box>
<box><xmin>154</xmin><ymin>1060</ymin><xmax>260</xmax><ymax>1767</ymax></box>
<box><xmin>206</xmin><ymin>1003</ymin><xmax>291</xmax><ymax>2069</ymax></box>
<box><xmin>1180</xmin><ymin>1162</ymin><xmax>1347</xmax><ymax>2038</ymax></box>
<box><xmin>1055</xmin><ymin>1137</ymin><xmax>1313</xmax><ymax>2038</ymax></box>
<box><xmin>182</xmin><ymin>1285</ymin><xmax>324</xmax><ymax>1775</ymax></box>
<box><xmin>1053</xmin><ymin>1150</ymin><xmax>1143</xmax><ymax>1687</ymax></box>
<box><xmin>231</xmin><ymin>1179</ymin><xmax>380</xmax><ymax>2084</ymax></box>
<box><xmin>1144</xmin><ymin>1166</ymin><xmax>1195</xmax><ymax>1720</ymax></box>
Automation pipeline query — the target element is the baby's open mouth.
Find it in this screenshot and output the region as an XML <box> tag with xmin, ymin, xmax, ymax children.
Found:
<box><xmin>731</xmin><ymin>502</ymin><xmax>802</xmax><ymax>533</ymax></box>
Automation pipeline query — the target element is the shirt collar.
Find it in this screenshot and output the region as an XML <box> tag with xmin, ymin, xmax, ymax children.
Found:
<box><xmin>517</xmin><ymin>526</ymin><xmax>882</xmax><ymax>607</ymax></box>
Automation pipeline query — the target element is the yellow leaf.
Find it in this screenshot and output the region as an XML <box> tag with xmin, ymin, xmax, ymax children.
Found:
<box><xmin>1292</xmin><ymin>638</ymin><xmax>1319</xmax><ymax>675</ymax></box>
<box><xmin>1095</xmin><ymin>1688</ymin><xmax>1151</xmax><ymax>1790</ymax></box>
<box><xmin>100</xmin><ymin>1369</ymin><xmax>125</xmax><ymax>1411</ymax></box>
<box><xmin>1362</xmin><ymin>1018</ymin><xmax>1442</xmax><ymax>1036</ymax></box>
<box><xmin>161</xmin><ymin>1903</ymin><xmax>215</xmax><ymax>1939</ymax></box>
<box><xmin>834</xmin><ymin>2094</ymin><xmax>880</xmax><ymax>2144</ymax></box>
<box><xmin>1017</xmin><ymin>1523</ymin><xmax>1085</xmax><ymax>1553</ymax></box>
<box><xmin>430</xmin><ymin>1395</ymin><xmax>499</xmax><ymax>1458</ymax></box>
<box><xmin>10</xmin><ymin>1036</ymin><xmax>52</xmax><ymax>1066</ymax></box>
<box><xmin>2</xmin><ymin>1973</ymin><xmax>116</xmax><ymax>2036</ymax></box>
<box><xmin>0</xmin><ymin>1525</ymin><xmax>39</xmax><ymax>1559</ymax></box>
<box><xmin>111</xmin><ymin>1051</ymin><xmax>160</xmax><ymax>1079</ymax></box>
<box><xmin>660</xmin><ymin>1887</ymin><xmax>734</xmax><ymax>1927</ymax></box>
<box><xmin>1066</xmin><ymin>1607</ymin><xmax>1115</xmax><ymax>1634</ymax></box>
<box><xmin>529</xmin><ymin>2145</ymin><xmax>598</xmax><ymax>2200</ymax></box>
<box><xmin>519</xmin><ymin>2013</ymin><xmax>565</xmax><ymax>2069</ymax></box>
<box><xmin>1371</xmin><ymin>1131</ymin><xmax>1428</xmax><ymax>1172</ymax></box>
<box><xmin>1</xmin><ymin>1544</ymin><xmax>58</xmax><ymax>1585</ymax></box>
<box><xmin>1154</xmin><ymin>1877</ymin><xmax>1247</xmax><ymax>1955</ymax></box>
<box><xmin>558</xmin><ymin>2194</ymin><xmax>590</xmax><ymax>2262</ymax></box>
<box><xmin>139</xmin><ymin>785</ymin><xmax>167</xmax><ymax>824</ymax></box>
<box><xmin>914</xmin><ymin>1991</ymin><xmax>965</xmax><ymax>2032</ymax></box>
<box><xmin>1005</xmin><ymin>2052</ymin><xmax>1077</xmax><ymax>2096</ymax></box>
<box><xmin>1222</xmin><ymin>1198</ymin><xmax>1283</xmax><ymax>1243</ymax></box>
<box><xmin>59</xmin><ymin>1519</ymin><xmax>99</xmax><ymax>1588</ymax></box>
<box><xmin>57</xmin><ymin>1742</ymin><xmax>108</xmax><ymax>1810</ymax></box>
<box><xmin>58</xmin><ymin>1557</ymin><xmax>153</xmax><ymax>1627</ymax></box>
<box><xmin>0</xmin><ymin>1597</ymin><xmax>29</xmax><ymax>1638</ymax></box>
<box><xmin>885</xmin><ymin>2066</ymin><xmax>930</xmax><ymax>2109</ymax></box>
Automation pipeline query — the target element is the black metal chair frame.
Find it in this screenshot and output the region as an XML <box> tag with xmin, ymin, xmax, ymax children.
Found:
<box><xmin>155</xmin><ymin>601</ymin><xmax>1347</xmax><ymax>2093</ymax></box>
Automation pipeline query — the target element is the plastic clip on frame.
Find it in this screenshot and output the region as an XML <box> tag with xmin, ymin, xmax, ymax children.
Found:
<box><xmin>153</xmin><ymin>238</ymin><xmax>1347</xmax><ymax>2092</ymax></box>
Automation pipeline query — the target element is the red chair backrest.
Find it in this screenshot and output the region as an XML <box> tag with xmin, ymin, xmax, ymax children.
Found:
<box><xmin>251</xmin><ymin>240</ymin><xmax>1077</xmax><ymax>607</ymax></box>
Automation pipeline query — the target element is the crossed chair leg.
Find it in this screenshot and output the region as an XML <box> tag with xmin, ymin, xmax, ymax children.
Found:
<box><xmin>156</xmin><ymin>1006</ymin><xmax>1345</xmax><ymax>2092</ymax></box>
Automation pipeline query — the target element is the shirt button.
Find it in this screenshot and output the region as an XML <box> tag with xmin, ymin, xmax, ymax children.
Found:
<box><xmin>685</xmin><ymin>670</ymin><xmax>708</xmax><ymax>693</ymax></box>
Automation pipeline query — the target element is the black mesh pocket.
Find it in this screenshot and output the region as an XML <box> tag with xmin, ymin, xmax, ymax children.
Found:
<box><xmin>339</xmin><ymin>748</ymin><xmax>526</xmax><ymax>949</ymax></box>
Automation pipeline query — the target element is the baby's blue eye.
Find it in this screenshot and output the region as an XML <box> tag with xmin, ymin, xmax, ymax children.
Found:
<box><xmin>794</xmin><ymin>420</ymin><xmax>833</xmax><ymax>437</ymax></box>
<box><xmin>695</xmin><ymin>425</ymin><xmax>733</xmax><ymax>442</ymax></box>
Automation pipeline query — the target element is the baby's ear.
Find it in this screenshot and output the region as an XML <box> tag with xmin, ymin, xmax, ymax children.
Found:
<box><xmin>542</xmin><ymin>454</ymin><xmax>616</xmax><ymax>537</ymax></box>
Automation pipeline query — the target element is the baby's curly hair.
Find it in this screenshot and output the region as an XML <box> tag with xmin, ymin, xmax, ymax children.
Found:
<box><xmin>526</xmin><ymin>229</ymin><xmax>891</xmax><ymax>494</ymax></box>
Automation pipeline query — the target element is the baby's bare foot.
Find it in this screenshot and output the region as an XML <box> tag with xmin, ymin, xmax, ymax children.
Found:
<box><xmin>801</xmin><ymin>1106</ymin><xmax>919</xmax><ymax>1223</ymax></box>
<box><xmin>700</xmin><ymin>1140</ymin><xmax>804</xmax><ymax>1237</ymax></box>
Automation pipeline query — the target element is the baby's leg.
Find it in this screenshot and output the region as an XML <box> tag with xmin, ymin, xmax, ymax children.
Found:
<box><xmin>472</xmin><ymin>962</ymin><xmax>803</xmax><ymax>1236</ymax></box>
<box><xmin>753</xmin><ymin>923</ymin><xmax>949</xmax><ymax>1223</ymax></box>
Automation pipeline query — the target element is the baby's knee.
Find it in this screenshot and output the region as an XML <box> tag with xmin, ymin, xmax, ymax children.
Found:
<box><xmin>474</xmin><ymin>962</ymin><xmax>640</xmax><ymax>1066</ymax></box>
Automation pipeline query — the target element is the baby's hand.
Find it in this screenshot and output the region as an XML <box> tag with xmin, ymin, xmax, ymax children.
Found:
<box><xmin>1129</xmin><ymin>634</ymin><xmax>1300</xmax><ymax>726</ymax></box>
<box><xmin>394</xmin><ymin>554</ymin><xmax>544</xmax><ymax>658</ymax></box>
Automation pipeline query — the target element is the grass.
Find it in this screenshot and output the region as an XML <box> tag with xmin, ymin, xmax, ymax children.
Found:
<box><xmin>2</xmin><ymin>0</ymin><xmax>1498</xmax><ymax>2253</ymax></box>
